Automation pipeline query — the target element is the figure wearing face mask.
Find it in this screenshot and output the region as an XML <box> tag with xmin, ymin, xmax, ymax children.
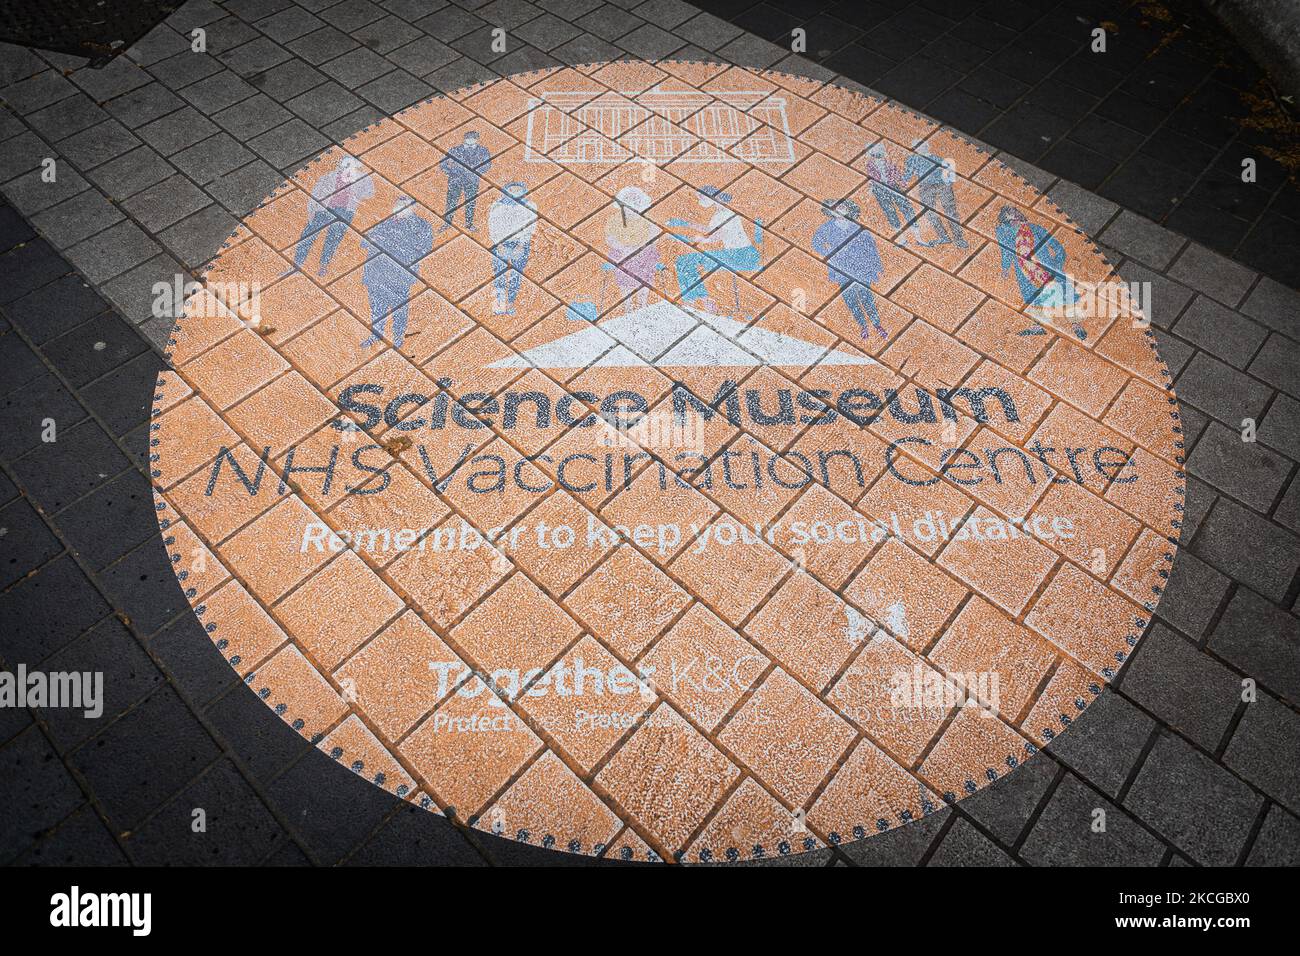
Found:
<box><xmin>812</xmin><ymin>198</ymin><xmax>887</xmax><ymax>340</ymax></box>
<box><xmin>488</xmin><ymin>182</ymin><xmax>538</xmax><ymax>315</ymax></box>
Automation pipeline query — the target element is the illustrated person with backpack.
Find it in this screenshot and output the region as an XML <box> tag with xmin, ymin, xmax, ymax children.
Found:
<box><xmin>488</xmin><ymin>182</ymin><xmax>537</xmax><ymax>315</ymax></box>
<box><xmin>287</xmin><ymin>155</ymin><xmax>374</xmax><ymax>277</ymax></box>
<box><xmin>359</xmin><ymin>196</ymin><xmax>434</xmax><ymax>349</ymax></box>
<box><xmin>995</xmin><ymin>204</ymin><xmax>1086</xmax><ymax>340</ymax></box>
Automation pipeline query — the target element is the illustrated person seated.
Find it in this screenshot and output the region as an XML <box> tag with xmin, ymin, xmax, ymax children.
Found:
<box><xmin>487</xmin><ymin>182</ymin><xmax>537</xmax><ymax>316</ymax></box>
<box><xmin>605</xmin><ymin>186</ymin><xmax>662</xmax><ymax>315</ymax></box>
<box><xmin>911</xmin><ymin>142</ymin><xmax>967</xmax><ymax>249</ymax></box>
<box><xmin>286</xmin><ymin>155</ymin><xmax>374</xmax><ymax>277</ymax></box>
<box><xmin>668</xmin><ymin>186</ymin><xmax>760</xmax><ymax>313</ymax></box>
<box><xmin>439</xmin><ymin>130</ymin><xmax>491</xmax><ymax>232</ymax></box>
<box><xmin>995</xmin><ymin>204</ymin><xmax>1086</xmax><ymax>340</ymax></box>
<box><xmin>812</xmin><ymin>198</ymin><xmax>887</xmax><ymax>340</ymax></box>
<box><xmin>359</xmin><ymin>196</ymin><xmax>434</xmax><ymax>349</ymax></box>
<box><xmin>865</xmin><ymin>143</ymin><xmax>923</xmax><ymax>246</ymax></box>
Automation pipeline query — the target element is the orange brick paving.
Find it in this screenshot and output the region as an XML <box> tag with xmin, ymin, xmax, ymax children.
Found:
<box><xmin>149</xmin><ymin>62</ymin><xmax>1184</xmax><ymax>864</ymax></box>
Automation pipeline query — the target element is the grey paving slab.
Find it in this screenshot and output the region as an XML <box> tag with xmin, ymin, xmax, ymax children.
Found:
<box><xmin>954</xmin><ymin>750</ymin><xmax>1058</xmax><ymax>847</ymax></box>
<box><xmin>137</xmin><ymin>106</ymin><xmax>221</xmax><ymax>156</ymax></box>
<box><xmin>927</xmin><ymin>817</ymin><xmax>1018</xmax><ymax>866</ymax></box>
<box><xmin>0</xmin><ymin>69</ymin><xmax>78</xmax><ymax>114</ymax></box>
<box><xmin>1173</xmin><ymin>294</ymin><xmax>1269</xmax><ymax>370</ymax></box>
<box><xmin>247</xmin><ymin>58</ymin><xmax>327</xmax><ymax>100</ymax></box>
<box><xmin>1</xmin><ymin>162</ymin><xmax>92</xmax><ymax>217</ymax></box>
<box><xmin>1250</xmin><ymin>333</ymin><xmax>1300</xmax><ymax>399</ymax></box>
<box><xmin>67</xmin><ymin>56</ymin><xmax>154</xmax><ymax>101</ymax></box>
<box><xmin>25</xmin><ymin>94</ymin><xmax>110</xmax><ymax>142</ymax></box>
<box><xmin>156</xmin><ymin>202</ymin><xmax>240</xmax><ymax>269</ymax></box>
<box><xmin>257</xmin><ymin>5</ymin><xmax>328</xmax><ymax>44</ymax></box>
<box><xmin>56</xmin><ymin>120</ymin><xmax>143</xmax><ymax>171</ymax></box>
<box><xmin>30</xmin><ymin>190</ymin><xmax>124</xmax><ymax>248</ymax></box>
<box><xmin>178</xmin><ymin>69</ymin><xmax>261</xmax><ymax>114</ymax></box>
<box><xmin>247</xmin><ymin>117</ymin><xmax>332</xmax><ymax>169</ymax></box>
<box><xmin>1045</xmin><ymin>690</ymin><xmax>1156</xmax><ymax>798</ymax></box>
<box><xmin>1167</xmin><ymin>242</ymin><xmax>1258</xmax><ymax>308</ymax></box>
<box><xmin>353</xmin><ymin>15</ymin><xmax>424</xmax><ymax>54</ymax></box>
<box><xmin>85</xmin><ymin>146</ymin><xmax>177</xmax><ymax>201</ymax></box>
<box><xmin>1258</xmin><ymin>393</ymin><xmax>1300</xmax><ymax>457</ymax></box>
<box><xmin>103</xmin><ymin>82</ymin><xmax>188</xmax><ymax>129</ymax></box>
<box><xmin>1193</xmin><ymin>497</ymin><xmax>1300</xmax><ymax>603</ymax></box>
<box><xmin>1246</xmin><ymin>805</ymin><xmax>1300</xmax><ymax>866</ymax></box>
<box><xmin>1224</xmin><ymin>694</ymin><xmax>1300</xmax><ymax>815</ymax></box>
<box><xmin>1241</xmin><ymin>276</ymin><xmax>1300</xmax><ymax>338</ymax></box>
<box><xmin>206</xmin><ymin>159</ymin><xmax>289</xmax><ymax>216</ymax></box>
<box><xmin>218</xmin><ymin>35</ymin><xmax>295</xmax><ymax>77</ymax></box>
<box><xmin>1020</xmin><ymin>774</ymin><xmax>1165</xmax><ymax>866</ymax></box>
<box><xmin>121</xmin><ymin>174</ymin><xmax>215</xmax><ymax>232</ymax></box>
<box><xmin>356</xmin><ymin>68</ymin><xmax>434</xmax><ymax>112</ymax></box>
<box><xmin>172</xmin><ymin>131</ymin><xmax>257</xmax><ymax>185</ymax></box>
<box><xmin>1152</xmin><ymin>550</ymin><xmax>1231</xmax><ymax>640</ymax></box>
<box><xmin>1120</xmin><ymin>624</ymin><xmax>1242</xmax><ymax>752</ymax></box>
<box><xmin>386</xmin><ymin>35</ymin><xmax>460</xmax><ymax>77</ymax></box>
<box><xmin>65</xmin><ymin>220</ymin><xmax>163</xmax><ymax>284</ymax></box>
<box><xmin>1186</xmin><ymin>420</ymin><xmax>1292</xmax><ymax>513</ymax></box>
<box><xmin>1175</xmin><ymin>351</ymin><xmax>1274</xmax><ymax>427</ymax></box>
<box><xmin>126</xmin><ymin>22</ymin><xmax>191</xmax><ymax>67</ymax></box>
<box><xmin>1100</xmin><ymin>209</ymin><xmax>1187</xmax><ymax>272</ymax></box>
<box><xmin>1126</xmin><ymin>731</ymin><xmax>1263</xmax><ymax>866</ymax></box>
<box><xmin>1209</xmin><ymin>588</ymin><xmax>1300</xmax><ymax>706</ymax></box>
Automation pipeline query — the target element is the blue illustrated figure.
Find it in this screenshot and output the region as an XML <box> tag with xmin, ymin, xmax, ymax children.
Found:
<box><xmin>865</xmin><ymin>143</ymin><xmax>923</xmax><ymax>245</ymax></box>
<box><xmin>439</xmin><ymin>130</ymin><xmax>491</xmax><ymax>231</ymax></box>
<box><xmin>812</xmin><ymin>198</ymin><xmax>887</xmax><ymax>340</ymax></box>
<box><xmin>488</xmin><ymin>182</ymin><xmax>538</xmax><ymax>315</ymax></box>
<box><xmin>359</xmin><ymin>197</ymin><xmax>434</xmax><ymax>349</ymax></box>
<box><xmin>995</xmin><ymin>205</ymin><xmax>1086</xmax><ymax>340</ymax></box>
<box><xmin>669</xmin><ymin>186</ymin><xmax>760</xmax><ymax>312</ymax></box>
<box><xmin>910</xmin><ymin>142</ymin><xmax>967</xmax><ymax>248</ymax></box>
<box><xmin>287</xmin><ymin>155</ymin><xmax>374</xmax><ymax>277</ymax></box>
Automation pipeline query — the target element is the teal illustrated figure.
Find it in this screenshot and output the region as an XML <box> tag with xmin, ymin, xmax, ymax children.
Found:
<box><xmin>865</xmin><ymin>143</ymin><xmax>923</xmax><ymax>245</ymax></box>
<box><xmin>439</xmin><ymin>130</ymin><xmax>491</xmax><ymax>231</ymax></box>
<box><xmin>359</xmin><ymin>197</ymin><xmax>434</xmax><ymax>349</ymax></box>
<box><xmin>488</xmin><ymin>182</ymin><xmax>537</xmax><ymax>315</ymax></box>
<box><xmin>668</xmin><ymin>186</ymin><xmax>761</xmax><ymax>313</ymax></box>
<box><xmin>911</xmin><ymin>142</ymin><xmax>967</xmax><ymax>248</ymax></box>
<box><xmin>995</xmin><ymin>205</ymin><xmax>1086</xmax><ymax>340</ymax></box>
<box><xmin>811</xmin><ymin>198</ymin><xmax>887</xmax><ymax>340</ymax></box>
<box><xmin>287</xmin><ymin>155</ymin><xmax>374</xmax><ymax>277</ymax></box>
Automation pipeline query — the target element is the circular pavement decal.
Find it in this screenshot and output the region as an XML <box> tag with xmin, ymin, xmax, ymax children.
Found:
<box><xmin>152</xmin><ymin>61</ymin><xmax>1185</xmax><ymax>863</ymax></box>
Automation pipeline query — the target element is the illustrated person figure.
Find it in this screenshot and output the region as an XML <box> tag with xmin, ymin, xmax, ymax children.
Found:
<box><xmin>288</xmin><ymin>155</ymin><xmax>374</xmax><ymax>277</ymax></box>
<box><xmin>865</xmin><ymin>143</ymin><xmax>923</xmax><ymax>245</ymax></box>
<box><xmin>995</xmin><ymin>205</ymin><xmax>1086</xmax><ymax>340</ymax></box>
<box><xmin>670</xmin><ymin>186</ymin><xmax>760</xmax><ymax>312</ymax></box>
<box><xmin>488</xmin><ymin>182</ymin><xmax>537</xmax><ymax>315</ymax></box>
<box><xmin>605</xmin><ymin>186</ymin><xmax>661</xmax><ymax>314</ymax></box>
<box><xmin>909</xmin><ymin>142</ymin><xmax>968</xmax><ymax>248</ymax></box>
<box><xmin>439</xmin><ymin>130</ymin><xmax>491</xmax><ymax>231</ymax></box>
<box><xmin>811</xmin><ymin>198</ymin><xmax>887</xmax><ymax>340</ymax></box>
<box><xmin>359</xmin><ymin>196</ymin><xmax>434</xmax><ymax>349</ymax></box>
